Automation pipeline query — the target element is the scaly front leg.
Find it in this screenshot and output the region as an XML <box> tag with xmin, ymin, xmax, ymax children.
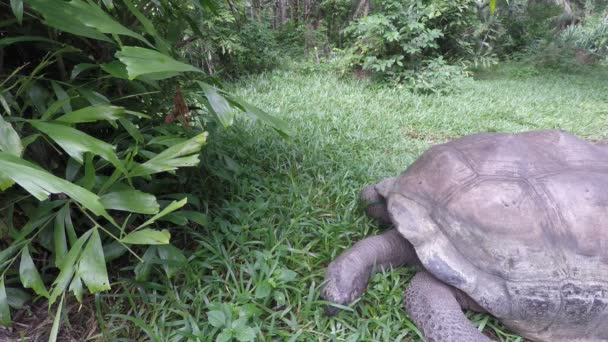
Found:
<box><xmin>322</xmin><ymin>228</ymin><xmax>419</xmax><ymax>314</ymax></box>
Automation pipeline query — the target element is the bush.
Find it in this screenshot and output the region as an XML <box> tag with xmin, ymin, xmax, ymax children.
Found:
<box><xmin>515</xmin><ymin>10</ymin><xmax>608</xmax><ymax>69</ymax></box>
<box><xmin>399</xmin><ymin>57</ymin><xmax>471</xmax><ymax>94</ymax></box>
<box><xmin>221</xmin><ymin>21</ymin><xmax>282</xmax><ymax>76</ymax></box>
<box><xmin>339</xmin><ymin>0</ymin><xmax>477</xmax><ymax>91</ymax></box>
<box><xmin>558</xmin><ymin>13</ymin><xmax>608</xmax><ymax>61</ymax></box>
<box><xmin>0</xmin><ymin>0</ymin><xmax>289</xmax><ymax>336</ymax></box>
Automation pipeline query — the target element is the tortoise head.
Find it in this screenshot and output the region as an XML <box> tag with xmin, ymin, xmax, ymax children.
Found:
<box><xmin>360</xmin><ymin>177</ymin><xmax>396</xmax><ymax>225</ymax></box>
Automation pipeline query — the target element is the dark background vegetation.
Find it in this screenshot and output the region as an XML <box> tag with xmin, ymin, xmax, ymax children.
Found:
<box><xmin>0</xmin><ymin>0</ymin><xmax>607</xmax><ymax>340</ymax></box>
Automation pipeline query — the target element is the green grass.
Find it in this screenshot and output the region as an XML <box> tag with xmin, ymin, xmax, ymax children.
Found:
<box><xmin>98</xmin><ymin>64</ymin><xmax>608</xmax><ymax>341</ymax></box>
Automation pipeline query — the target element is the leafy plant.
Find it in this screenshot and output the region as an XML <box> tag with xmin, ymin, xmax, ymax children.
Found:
<box><xmin>340</xmin><ymin>0</ymin><xmax>477</xmax><ymax>91</ymax></box>
<box><xmin>399</xmin><ymin>57</ymin><xmax>471</xmax><ymax>94</ymax></box>
<box><xmin>558</xmin><ymin>13</ymin><xmax>608</xmax><ymax>61</ymax></box>
<box><xmin>0</xmin><ymin>0</ymin><xmax>289</xmax><ymax>337</ymax></box>
<box><xmin>207</xmin><ymin>302</ymin><xmax>260</xmax><ymax>341</ymax></box>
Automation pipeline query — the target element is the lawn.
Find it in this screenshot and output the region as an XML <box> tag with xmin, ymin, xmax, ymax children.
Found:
<box><xmin>100</xmin><ymin>64</ymin><xmax>608</xmax><ymax>341</ymax></box>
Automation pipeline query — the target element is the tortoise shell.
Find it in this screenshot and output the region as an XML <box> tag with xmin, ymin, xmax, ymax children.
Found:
<box><xmin>386</xmin><ymin>130</ymin><xmax>608</xmax><ymax>341</ymax></box>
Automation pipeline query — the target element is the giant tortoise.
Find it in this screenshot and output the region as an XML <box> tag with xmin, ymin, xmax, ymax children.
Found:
<box><xmin>321</xmin><ymin>130</ymin><xmax>608</xmax><ymax>342</ymax></box>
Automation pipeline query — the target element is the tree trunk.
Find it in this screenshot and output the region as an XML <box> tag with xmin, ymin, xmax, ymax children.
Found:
<box><xmin>279</xmin><ymin>0</ymin><xmax>287</xmax><ymax>25</ymax></box>
<box><xmin>303</xmin><ymin>0</ymin><xmax>310</xmax><ymax>20</ymax></box>
<box><xmin>352</xmin><ymin>0</ymin><xmax>369</xmax><ymax>18</ymax></box>
<box><xmin>251</xmin><ymin>0</ymin><xmax>260</xmax><ymax>21</ymax></box>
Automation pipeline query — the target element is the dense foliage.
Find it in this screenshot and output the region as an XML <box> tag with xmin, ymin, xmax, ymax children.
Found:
<box><xmin>335</xmin><ymin>0</ymin><xmax>608</xmax><ymax>91</ymax></box>
<box><xmin>0</xmin><ymin>0</ymin><xmax>289</xmax><ymax>338</ymax></box>
<box><xmin>339</xmin><ymin>0</ymin><xmax>476</xmax><ymax>90</ymax></box>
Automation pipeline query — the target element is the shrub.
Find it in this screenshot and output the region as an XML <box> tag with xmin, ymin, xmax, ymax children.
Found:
<box><xmin>515</xmin><ymin>11</ymin><xmax>608</xmax><ymax>69</ymax></box>
<box><xmin>0</xmin><ymin>0</ymin><xmax>289</xmax><ymax>336</ymax></box>
<box><xmin>558</xmin><ymin>13</ymin><xmax>608</xmax><ymax>61</ymax></box>
<box><xmin>399</xmin><ymin>57</ymin><xmax>471</xmax><ymax>94</ymax></box>
<box><xmin>184</xmin><ymin>15</ymin><xmax>282</xmax><ymax>78</ymax></box>
<box><xmin>339</xmin><ymin>0</ymin><xmax>477</xmax><ymax>91</ymax></box>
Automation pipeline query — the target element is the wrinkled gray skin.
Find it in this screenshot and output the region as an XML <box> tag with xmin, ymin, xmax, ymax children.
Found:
<box><xmin>322</xmin><ymin>130</ymin><xmax>608</xmax><ymax>342</ymax></box>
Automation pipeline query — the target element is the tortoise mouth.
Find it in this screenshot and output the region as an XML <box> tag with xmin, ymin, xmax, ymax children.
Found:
<box><xmin>360</xmin><ymin>184</ymin><xmax>383</xmax><ymax>206</ymax></box>
<box><xmin>364</xmin><ymin>202</ymin><xmax>391</xmax><ymax>225</ymax></box>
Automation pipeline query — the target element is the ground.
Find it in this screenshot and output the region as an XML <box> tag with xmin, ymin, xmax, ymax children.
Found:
<box><xmin>26</xmin><ymin>63</ymin><xmax>608</xmax><ymax>341</ymax></box>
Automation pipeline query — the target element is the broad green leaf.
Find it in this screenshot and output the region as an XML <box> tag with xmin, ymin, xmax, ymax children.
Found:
<box><xmin>68</xmin><ymin>0</ymin><xmax>149</xmax><ymax>43</ymax></box>
<box><xmin>0</xmin><ymin>115</ymin><xmax>22</xmax><ymax>156</ymax></box>
<box><xmin>27</xmin><ymin>82</ymin><xmax>49</xmax><ymax>115</ymax></box>
<box><xmin>159</xmin><ymin>212</ymin><xmax>187</xmax><ymax>225</ymax></box>
<box><xmin>0</xmin><ymin>93</ymin><xmax>11</xmax><ymax>115</ymax></box>
<box><xmin>198</xmin><ymin>82</ymin><xmax>235</xmax><ymax>127</ymax></box>
<box><xmin>41</xmin><ymin>98</ymin><xmax>72</xmax><ymax>121</ymax></box>
<box><xmin>6</xmin><ymin>288</ymin><xmax>30</xmax><ymax>309</ymax></box>
<box><xmin>134</xmin><ymin>70</ymin><xmax>181</xmax><ymax>80</ymax></box>
<box><xmin>278</xmin><ymin>268</ymin><xmax>297</xmax><ymax>282</ymax></box>
<box><xmin>157</xmin><ymin>244</ymin><xmax>187</xmax><ymax>278</ymax></box>
<box><xmin>65</xmin><ymin>157</ymin><xmax>80</xmax><ymax>181</ymax></box>
<box><xmin>147</xmin><ymin>136</ymin><xmax>187</xmax><ymax>147</ymax></box>
<box><xmin>49</xmin><ymin>293</ymin><xmax>64</xmax><ymax>342</ymax></box>
<box><xmin>232</xmin><ymin>319</ymin><xmax>256</xmax><ymax>342</ymax></box>
<box><xmin>175</xmin><ymin>210</ymin><xmax>209</xmax><ymax>227</ymax></box>
<box><xmin>100</xmin><ymin>190</ymin><xmax>159</xmax><ymax>214</ymax></box>
<box><xmin>10</xmin><ymin>0</ymin><xmax>23</xmax><ymax>24</ymax></box>
<box><xmin>20</xmin><ymin>134</ymin><xmax>40</xmax><ymax>149</ymax></box>
<box><xmin>0</xmin><ymin>176</ymin><xmax>13</xmax><ymax>191</ymax></box>
<box><xmin>101</xmin><ymin>0</ymin><xmax>113</xmax><ymax>9</ymax></box>
<box><xmin>50</xmin><ymin>81</ymin><xmax>72</xmax><ymax>113</ymax></box>
<box><xmin>78</xmin><ymin>89</ymin><xmax>110</xmax><ymax>105</ymax></box>
<box><xmin>124</xmin><ymin>110</ymin><xmax>149</xmax><ymax>119</ymax></box>
<box><xmin>134</xmin><ymin>246</ymin><xmax>157</xmax><ymax>282</ymax></box>
<box><xmin>80</xmin><ymin>153</ymin><xmax>96</xmax><ymax>191</ymax></box>
<box><xmin>121</xmin><ymin>228</ymin><xmax>170</xmax><ymax>245</ymax></box>
<box><xmin>207</xmin><ymin>310</ymin><xmax>226</xmax><ymax>328</ymax></box>
<box><xmin>122</xmin><ymin>0</ymin><xmax>156</xmax><ymax>36</ymax></box>
<box><xmin>71</xmin><ymin>63</ymin><xmax>98</xmax><ymax>80</ymax></box>
<box><xmin>136</xmin><ymin>198</ymin><xmax>187</xmax><ymax>229</ymax></box>
<box><xmin>116</xmin><ymin>46</ymin><xmax>202</xmax><ymax>80</ymax></box>
<box><xmin>28</xmin><ymin>0</ymin><xmax>150</xmax><ymax>45</ymax></box>
<box><xmin>78</xmin><ymin>228</ymin><xmax>110</xmax><ymax>292</ymax></box>
<box><xmin>49</xmin><ymin>229</ymin><xmax>93</xmax><ymax>304</ymax></box>
<box><xmin>21</xmin><ymin>201</ymin><xmax>63</xmax><ymax>228</ymax></box>
<box><xmin>14</xmin><ymin>210</ymin><xmax>57</xmax><ymax>242</ymax></box>
<box><xmin>129</xmin><ymin>133</ymin><xmax>207</xmax><ymax>177</ymax></box>
<box><xmin>0</xmin><ymin>115</ymin><xmax>21</xmax><ymax>190</ymax></box>
<box><xmin>0</xmin><ymin>36</ymin><xmax>58</xmax><ymax>46</ymax></box>
<box><xmin>217</xmin><ymin>330</ymin><xmax>233</xmax><ymax>342</ymax></box>
<box><xmin>64</xmin><ymin>206</ymin><xmax>77</xmax><ymax>246</ymax></box>
<box><xmin>0</xmin><ymin>241</ymin><xmax>26</xmax><ymax>266</ymax></box>
<box><xmin>118</xmin><ymin>118</ymin><xmax>144</xmax><ymax>144</ymax></box>
<box><xmin>255</xmin><ymin>280</ymin><xmax>272</xmax><ymax>299</ymax></box>
<box><xmin>100</xmin><ymin>61</ymin><xmax>129</xmax><ymax>79</ymax></box>
<box><xmin>0</xmin><ymin>278</ymin><xmax>10</xmax><ymax>326</ymax></box>
<box><xmin>54</xmin><ymin>205</ymin><xmax>69</xmax><ymax>267</ymax></box>
<box><xmin>229</xmin><ymin>95</ymin><xmax>293</xmax><ymax>137</ymax></box>
<box><xmin>25</xmin><ymin>0</ymin><xmax>112</xmax><ymax>42</ymax></box>
<box><xmin>122</xmin><ymin>0</ymin><xmax>170</xmax><ymax>54</ymax></box>
<box><xmin>30</xmin><ymin>121</ymin><xmax>126</xmax><ymax>174</ymax></box>
<box><xmin>489</xmin><ymin>0</ymin><xmax>496</xmax><ymax>14</ymax></box>
<box><xmin>68</xmin><ymin>275</ymin><xmax>83</xmax><ymax>302</ymax></box>
<box><xmin>19</xmin><ymin>246</ymin><xmax>50</xmax><ymax>298</ymax></box>
<box><xmin>55</xmin><ymin>105</ymin><xmax>124</xmax><ymax>124</ymax></box>
<box><xmin>102</xmin><ymin>241</ymin><xmax>127</xmax><ymax>262</ymax></box>
<box><xmin>0</xmin><ymin>152</ymin><xmax>107</xmax><ymax>217</ymax></box>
